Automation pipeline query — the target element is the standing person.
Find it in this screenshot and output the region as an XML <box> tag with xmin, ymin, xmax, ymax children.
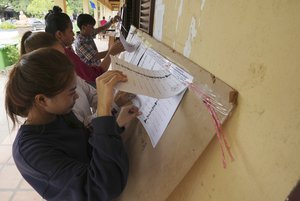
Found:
<box><xmin>100</xmin><ymin>16</ymin><xmax>107</xmax><ymax>26</ymax></box>
<box><xmin>100</xmin><ymin>16</ymin><xmax>108</xmax><ymax>39</ymax></box>
<box><xmin>72</xmin><ymin>13</ymin><xmax>77</xmax><ymax>21</ymax></box>
<box><xmin>44</xmin><ymin>6</ymin><xmax>123</xmax><ymax>86</ymax></box>
<box><xmin>75</xmin><ymin>13</ymin><xmax>124</xmax><ymax>66</ymax></box>
<box><xmin>6</xmin><ymin>48</ymin><xmax>140</xmax><ymax>201</ymax></box>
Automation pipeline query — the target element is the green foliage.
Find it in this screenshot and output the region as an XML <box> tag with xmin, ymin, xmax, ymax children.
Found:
<box><xmin>5</xmin><ymin>45</ymin><xmax>19</xmax><ymax>65</ymax></box>
<box><xmin>0</xmin><ymin>0</ymin><xmax>28</xmax><ymax>16</ymax></box>
<box><xmin>27</xmin><ymin>0</ymin><xmax>54</xmax><ymax>18</ymax></box>
<box><xmin>72</xmin><ymin>21</ymin><xmax>79</xmax><ymax>33</ymax></box>
<box><xmin>11</xmin><ymin>0</ymin><xmax>30</xmax><ymax>14</ymax></box>
<box><xmin>1</xmin><ymin>0</ymin><xmax>86</xmax><ymax>19</ymax></box>
<box><xmin>0</xmin><ymin>1</ymin><xmax>10</xmax><ymax>9</ymax></box>
<box><xmin>66</xmin><ymin>0</ymin><xmax>83</xmax><ymax>14</ymax></box>
<box><xmin>0</xmin><ymin>45</ymin><xmax>19</xmax><ymax>68</ymax></box>
<box><xmin>0</xmin><ymin>22</ymin><xmax>16</xmax><ymax>30</ymax></box>
<box><xmin>89</xmin><ymin>8</ymin><xmax>94</xmax><ymax>16</ymax></box>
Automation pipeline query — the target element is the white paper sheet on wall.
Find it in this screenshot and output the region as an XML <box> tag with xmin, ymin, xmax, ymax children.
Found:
<box><xmin>133</xmin><ymin>93</ymin><xmax>185</xmax><ymax>147</ymax></box>
<box><xmin>120</xmin><ymin>34</ymin><xmax>138</xmax><ymax>53</ymax></box>
<box><xmin>115</xmin><ymin>29</ymin><xmax>193</xmax><ymax>147</ymax></box>
<box><xmin>138</xmin><ymin>48</ymin><xmax>168</xmax><ymax>70</ymax></box>
<box><xmin>123</xmin><ymin>33</ymin><xmax>144</xmax><ymax>63</ymax></box>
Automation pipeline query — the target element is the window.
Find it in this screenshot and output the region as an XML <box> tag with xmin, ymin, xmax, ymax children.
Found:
<box><xmin>138</xmin><ymin>0</ymin><xmax>155</xmax><ymax>35</ymax></box>
<box><xmin>121</xmin><ymin>0</ymin><xmax>155</xmax><ymax>37</ymax></box>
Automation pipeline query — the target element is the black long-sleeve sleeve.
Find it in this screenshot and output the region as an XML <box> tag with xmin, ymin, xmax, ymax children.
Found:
<box><xmin>13</xmin><ymin>115</ymin><xmax>129</xmax><ymax>201</ymax></box>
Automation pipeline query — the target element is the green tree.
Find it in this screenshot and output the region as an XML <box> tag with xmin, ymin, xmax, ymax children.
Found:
<box><xmin>0</xmin><ymin>0</ymin><xmax>11</xmax><ymax>10</ymax></box>
<box><xmin>0</xmin><ymin>1</ymin><xmax>14</xmax><ymax>17</ymax></box>
<box><xmin>0</xmin><ymin>0</ymin><xmax>29</xmax><ymax>16</ymax></box>
<box><xmin>27</xmin><ymin>0</ymin><xmax>54</xmax><ymax>18</ymax></box>
<box><xmin>12</xmin><ymin>0</ymin><xmax>30</xmax><ymax>14</ymax></box>
<box><xmin>66</xmin><ymin>0</ymin><xmax>83</xmax><ymax>16</ymax></box>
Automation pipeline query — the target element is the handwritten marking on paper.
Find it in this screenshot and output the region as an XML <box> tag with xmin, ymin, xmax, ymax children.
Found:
<box><xmin>111</xmin><ymin>56</ymin><xmax>188</xmax><ymax>99</ymax></box>
<box><xmin>144</xmin><ymin>100</ymin><xmax>158</xmax><ymax>123</ymax></box>
<box><xmin>115</xmin><ymin>62</ymin><xmax>172</xmax><ymax>79</ymax></box>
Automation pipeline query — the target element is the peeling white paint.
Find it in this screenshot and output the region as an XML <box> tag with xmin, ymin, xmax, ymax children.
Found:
<box><xmin>201</xmin><ymin>0</ymin><xmax>206</xmax><ymax>11</ymax></box>
<box><xmin>176</xmin><ymin>0</ymin><xmax>184</xmax><ymax>31</ymax></box>
<box><xmin>183</xmin><ymin>17</ymin><xmax>197</xmax><ymax>58</ymax></box>
<box><xmin>153</xmin><ymin>1</ymin><xmax>165</xmax><ymax>41</ymax></box>
<box><xmin>178</xmin><ymin>0</ymin><xmax>184</xmax><ymax>17</ymax></box>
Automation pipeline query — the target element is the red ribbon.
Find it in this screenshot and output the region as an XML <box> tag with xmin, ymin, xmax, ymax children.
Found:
<box><xmin>188</xmin><ymin>83</ymin><xmax>234</xmax><ymax>168</ymax></box>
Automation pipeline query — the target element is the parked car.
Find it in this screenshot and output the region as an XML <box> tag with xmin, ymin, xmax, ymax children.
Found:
<box><xmin>27</xmin><ymin>18</ymin><xmax>45</xmax><ymax>31</ymax></box>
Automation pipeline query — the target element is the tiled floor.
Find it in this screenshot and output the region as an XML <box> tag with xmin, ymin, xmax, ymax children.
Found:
<box><xmin>0</xmin><ymin>38</ymin><xmax>109</xmax><ymax>201</ymax></box>
<box><xmin>0</xmin><ymin>129</ymin><xmax>44</xmax><ymax>201</ymax></box>
<box><xmin>0</xmin><ymin>70</ymin><xmax>45</xmax><ymax>201</ymax></box>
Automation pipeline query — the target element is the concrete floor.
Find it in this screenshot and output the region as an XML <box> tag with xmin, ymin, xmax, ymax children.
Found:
<box><xmin>0</xmin><ymin>72</ymin><xmax>11</xmax><ymax>143</ymax></box>
<box><xmin>0</xmin><ymin>70</ymin><xmax>42</xmax><ymax>200</ymax></box>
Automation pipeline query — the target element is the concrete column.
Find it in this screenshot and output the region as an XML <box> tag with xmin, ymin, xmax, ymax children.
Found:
<box><xmin>94</xmin><ymin>2</ymin><xmax>99</xmax><ymax>26</ymax></box>
<box><xmin>83</xmin><ymin>0</ymin><xmax>90</xmax><ymax>14</ymax></box>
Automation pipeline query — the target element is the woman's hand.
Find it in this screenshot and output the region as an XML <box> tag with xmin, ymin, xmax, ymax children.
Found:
<box><xmin>112</xmin><ymin>15</ymin><xmax>121</xmax><ymax>23</ymax></box>
<box><xmin>100</xmin><ymin>41</ymin><xmax>125</xmax><ymax>71</ymax></box>
<box><xmin>114</xmin><ymin>91</ymin><xmax>136</xmax><ymax>107</ymax></box>
<box><xmin>96</xmin><ymin>71</ymin><xmax>127</xmax><ymax>116</ymax></box>
<box><xmin>117</xmin><ymin>105</ymin><xmax>141</xmax><ymax>127</ymax></box>
<box><xmin>108</xmin><ymin>41</ymin><xmax>125</xmax><ymax>56</ymax></box>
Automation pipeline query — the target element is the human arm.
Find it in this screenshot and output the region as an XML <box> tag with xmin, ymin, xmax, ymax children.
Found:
<box><xmin>64</xmin><ymin>47</ymin><xmax>104</xmax><ymax>83</ymax></box>
<box><xmin>14</xmin><ymin>116</ymin><xmax>129</xmax><ymax>201</ymax></box>
<box><xmin>99</xmin><ymin>41</ymin><xmax>125</xmax><ymax>71</ymax></box>
<box><xmin>114</xmin><ymin>91</ymin><xmax>136</xmax><ymax>108</ymax></box>
<box><xmin>75</xmin><ymin>37</ymin><xmax>122</xmax><ymax>70</ymax></box>
<box><xmin>76</xmin><ymin>76</ymin><xmax>97</xmax><ymax>110</ymax></box>
<box><xmin>78</xmin><ymin>71</ymin><xmax>135</xmax><ymax>112</ymax></box>
<box><xmin>77</xmin><ymin>75</ymin><xmax>137</xmax><ymax>126</ymax></box>
<box><xmin>91</xmin><ymin>40</ymin><xmax>125</xmax><ymax>72</ymax></box>
<box><xmin>71</xmin><ymin>76</ymin><xmax>98</xmax><ymax>127</ymax></box>
<box><xmin>96</xmin><ymin>70</ymin><xmax>128</xmax><ymax>116</ymax></box>
<box><xmin>95</xmin><ymin>50</ymin><xmax>109</xmax><ymax>61</ymax></box>
<box><xmin>94</xmin><ymin>15</ymin><xmax>121</xmax><ymax>34</ymax></box>
<box><xmin>116</xmin><ymin>104</ymin><xmax>141</xmax><ymax>127</ymax></box>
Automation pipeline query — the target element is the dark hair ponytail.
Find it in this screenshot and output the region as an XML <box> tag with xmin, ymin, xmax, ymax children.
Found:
<box><xmin>45</xmin><ymin>6</ymin><xmax>71</xmax><ymax>35</ymax></box>
<box><xmin>20</xmin><ymin>31</ymin><xmax>32</xmax><ymax>55</ymax></box>
<box><xmin>5</xmin><ymin>48</ymin><xmax>74</xmax><ymax>127</ymax></box>
<box><xmin>20</xmin><ymin>31</ymin><xmax>58</xmax><ymax>55</ymax></box>
<box><xmin>44</xmin><ymin>6</ymin><xmax>62</xmax><ymax>21</ymax></box>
